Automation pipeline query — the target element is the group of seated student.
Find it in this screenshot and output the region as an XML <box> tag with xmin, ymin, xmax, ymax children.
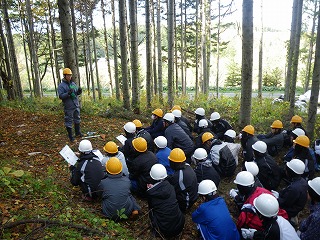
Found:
<box><xmin>69</xmin><ymin>108</ymin><xmax>320</xmax><ymax>239</ymax></box>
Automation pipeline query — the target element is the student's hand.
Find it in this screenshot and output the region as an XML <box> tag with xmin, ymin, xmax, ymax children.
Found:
<box><xmin>68</xmin><ymin>89</ymin><xmax>73</xmax><ymax>95</ymax></box>
<box><xmin>241</xmin><ymin>228</ymin><xmax>256</xmax><ymax>239</ymax></box>
<box><xmin>229</xmin><ymin>189</ymin><xmax>238</xmax><ymax>198</ymax></box>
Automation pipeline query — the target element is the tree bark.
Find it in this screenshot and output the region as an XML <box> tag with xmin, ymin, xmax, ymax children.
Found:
<box><xmin>157</xmin><ymin>0</ymin><xmax>163</xmax><ymax>103</ymax></box>
<box><xmin>146</xmin><ymin>0</ymin><xmax>152</xmax><ymax>107</ymax></box>
<box><xmin>258</xmin><ymin>0</ymin><xmax>263</xmax><ymax>99</ymax></box>
<box><xmin>111</xmin><ymin>0</ymin><xmax>120</xmax><ymax>100</ymax></box>
<box><xmin>167</xmin><ymin>0</ymin><xmax>174</xmax><ymax>106</ymax></box>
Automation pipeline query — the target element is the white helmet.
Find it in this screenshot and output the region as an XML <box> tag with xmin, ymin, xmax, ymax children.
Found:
<box><xmin>172</xmin><ymin>109</ymin><xmax>182</xmax><ymax>118</ymax></box>
<box><xmin>225</xmin><ymin>129</ymin><xmax>236</xmax><ymax>138</ymax></box>
<box><xmin>163</xmin><ymin>113</ymin><xmax>175</xmax><ymax>123</ymax></box>
<box><xmin>150</xmin><ymin>164</ymin><xmax>168</xmax><ymax>180</ymax></box>
<box><xmin>234</xmin><ymin>171</ymin><xmax>255</xmax><ymax>186</ymax></box>
<box><xmin>124</xmin><ymin>122</ymin><xmax>136</xmax><ymax>133</ymax></box>
<box><xmin>210</xmin><ymin>112</ymin><xmax>221</xmax><ymax>121</ymax></box>
<box><xmin>308</xmin><ymin>177</ymin><xmax>320</xmax><ymax>196</ymax></box>
<box><xmin>253</xmin><ymin>193</ymin><xmax>279</xmax><ymax>217</ymax></box>
<box><xmin>154</xmin><ymin>136</ymin><xmax>167</xmax><ymax>149</ymax></box>
<box><xmin>252</xmin><ymin>141</ymin><xmax>267</xmax><ymax>153</ymax></box>
<box><xmin>199</xmin><ymin>119</ymin><xmax>208</xmax><ymax>128</ymax></box>
<box><xmin>195</xmin><ymin>107</ymin><xmax>205</xmax><ymax>116</ymax></box>
<box><xmin>198</xmin><ymin>179</ymin><xmax>217</xmax><ymax>195</ymax></box>
<box><xmin>78</xmin><ymin>140</ymin><xmax>93</xmax><ymax>152</ymax></box>
<box><xmin>292</xmin><ymin>128</ymin><xmax>305</xmax><ymax>137</ymax></box>
<box><xmin>286</xmin><ymin>159</ymin><xmax>305</xmax><ymax>175</ymax></box>
<box><xmin>192</xmin><ymin>148</ymin><xmax>208</xmax><ymax>160</ymax></box>
<box><xmin>244</xmin><ymin>161</ymin><xmax>259</xmax><ymax>176</ymax></box>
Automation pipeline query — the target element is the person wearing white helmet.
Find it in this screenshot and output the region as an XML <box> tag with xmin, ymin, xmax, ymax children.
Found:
<box><xmin>172</xmin><ymin>109</ymin><xmax>193</xmax><ymax>140</ymax></box>
<box><xmin>209</xmin><ymin>111</ymin><xmax>232</xmax><ymax>140</ymax></box>
<box><xmin>70</xmin><ymin>139</ymin><xmax>105</xmax><ymax>201</ymax></box>
<box><xmin>244</xmin><ymin>161</ymin><xmax>263</xmax><ymax>188</ymax></box>
<box><xmin>192</xmin><ymin>180</ymin><xmax>240</xmax><ymax>240</ymax></box>
<box><xmin>193</xmin><ymin>107</ymin><xmax>212</xmax><ymax>134</ymax></box>
<box><xmin>120</xmin><ymin>122</ymin><xmax>137</xmax><ymax>161</ymax></box>
<box><xmin>283</xmin><ymin>128</ymin><xmax>306</xmax><ymax>163</ymax></box>
<box><xmin>146</xmin><ymin>164</ymin><xmax>185</xmax><ymax>238</ymax></box>
<box><xmin>194</xmin><ymin>119</ymin><xmax>214</xmax><ymax>149</ymax></box>
<box><xmin>230</xmin><ymin>171</ymin><xmax>288</xmax><ymax>230</ymax></box>
<box><xmin>192</xmin><ymin>148</ymin><xmax>220</xmax><ymax>187</ymax></box>
<box><xmin>154</xmin><ymin>136</ymin><xmax>174</xmax><ymax>175</ymax></box>
<box><xmin>223</xmin><ymin>129</ymin><xmax>241</xmax><ymax>165</ymax></box>
<box><xmin>241</xmin><ymin>193</ymin><xmax>299</xmax><ymax>240</ymax></box>
<box><xmin>252</xmin><ymin>141</ymin><xmax>281</xmax><ymax>191</ymax></box>
<box><xmin>298</xmin><ymin>177</ymin><xmax>320</xmax><ymax>239</ymax></box>
<box><xmin>277</xmin><ymin>159</ymin><xmax>308</xmax><ymax>222</ymax></box>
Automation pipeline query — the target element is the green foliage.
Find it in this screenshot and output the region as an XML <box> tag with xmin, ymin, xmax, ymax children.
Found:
<box><xmin>225</xmin><ymin>61</ymin><xmax>242</xmax><ymax>87</ymax></box>
<box><xmin>0</xmin><ymin>167</ymin><xmax>24</xmax><ymax>193</ymax></box>
<box><xmin>262</xmin><ymin>67</ymin><xmax>283</xmax><ymax>87</ymax></box>
<box><xmin>116</xmin><ymin>208</ymin><xmax>128</xmax><ymax>220</ymax></box>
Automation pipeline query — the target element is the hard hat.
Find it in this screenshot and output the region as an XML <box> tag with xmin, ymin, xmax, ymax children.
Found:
<box><xmin>202</xmin><ymin>132</ymin><xmax>214</xmax><ymax>143</ymax></box>
<box><xmin>132</xmin><ymin>119</ymin><xmax>143</xmax><ymax>128</ymax></box>
<box><xmin>150</xmin><ymin>164</ymin><xmax>168</xmax><ymax>180</ymax></box>
<box><xmin>192</xmin><ymin>148</ymin><xmax>208</xmax><ymax>160</ymax></box>
<box><xmin>244</xmin><ymin>161</ymin><xmax>259</xmax><ymax>176</ymax></box>
<box><xmin>242</xmin><ymin>125</ymin><xmax>255</xmax><ymax>135</ymax></box>
<box><xmin>154</xmin><ymin>136</ymin><xmax>167</xmax><ymax>149</ymax></box>
<box><xmin>198</xmin><ymin>179</ymin><xmax>217</xmax><ymax>195</ymax></box>
<box><xmin>163</xmin><ymin>113</ymin><xmax>175</xmax><ymax>123</ymax></box>
<box><xmin>63</xmin><ymin>68</ymin><xmax>72</xmax><ymax>75</ymax></box>
<box><xmin>168</xmin><ymin>148</ymin><xmax>186</xmax><ymax>162</ymax></box>
<box><xmin>171</xmin><ymin>105</ymin><xmax>182</xmax><ymax>112</ymax></box>
<box><xmin>103</xmin><ymin>141</ymin><xmax>118</xmax><ymax>154</ymax></box>
<box><xmin>152</xmin><ymin>108</ymin><xmax>163</xmax><ymax>118</ymax></box>
<box><xmin>252</xmin><ymin>141</ymin><xmax>267</xmax><ymax>154</ymax></box>
<box><xmin>195</xmin><ymin>107</ymin><xmax>205</xmax><ymax>116</ymax></box>
<box><xmin>199</xmin><ymin>119</ymin><xmax>208</xmax><ymax>128</ymax></box>
<box><xmin>253</xmin><ymin>193</ymin><xmax>279</xmax><ymax>217</ymax></box>
<box><xmin>124</xmin><ymin>122</ymin><xmax>136</xmax><ymax>133</ymax></box>
<box><xmin>270</xmin><ymin>120</ymin><xmax>283</xmax><ymax>129</ymax></box>
<box><xmin>225</xmin><ymin>129</ymin><xmax>236</xmax><ymax>138</ymax></box>
<box><xmin>293</xmin><ymin>135</ymin><xmax>310</xmax><ymax>148</ymax></box>
<box><xmin>172</xmin><ymin>109</ymin><xmax>182</xmax><ymax>118</ymax></box>
<box><xmin>78</xmin><ymin>140</ymin><xmax>93</xmax><ymax>152</ymax></box>
<box><xmin>292</xmin><ymin>128</ymin><xmax>305</xmax><ymax>137</ymax></box>
<box><xmin>132</xmin><ymin>137</ymin><xmax>147</xmax><ymax>152</ymax></box>
<box><xmin>210</xmin><ymin>112</ymin><xmax>221</xmax><ymax>121</ymax></box>
<box><xmin>286</xmin><ymin>159</ymin><xmax>305</xmax><ymax>175</ymax></box>
<box><xmin>308</xmin><ymin>177</ymin><xmax>320</xmax><ymax>196</ymax></box>
<box><xmin>234</xmin><ymin>171</ymin><xmax>255</xmax><ymax>186</ymax></box>
<box><xmin>290</xmin><ymin>115</ymin><xmax>302</xmax><ymax>123</ymax></box>
<box><xmin>106</xmin><ymin>157</ymin><xmax>123</xmax><ymax>175</ymax></box>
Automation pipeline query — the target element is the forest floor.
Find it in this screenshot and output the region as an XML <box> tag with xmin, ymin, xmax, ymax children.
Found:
<box><xmin>0</xmin><ymin>106</ymin><xmax>312</xmax><ymax>239</ymax></box>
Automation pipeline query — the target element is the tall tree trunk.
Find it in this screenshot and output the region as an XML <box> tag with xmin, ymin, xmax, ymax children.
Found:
<box><xmin>180</xmin><ymin>0</ymin><xmax>185</xmax><ymax>95</ymax></box>
<box><xmin>157</xmin><ymin>0</ymin><xmax>163</xmax><ymax>103</ymax></box>
<box><xmin>167</xmin><ymin>0</ymin><xmax>174</xmax><ymax>106</ymax></box>
<box><xmin>146</xmin><ymin>0</ymin><xmax>152</xmax><ymax>107</ymax></box>
<box><xmin>70</xmin><ymin>0</ymin><xmax>80</xmax><ymax>85</ymax></box>
<box><xmin>183</xmin><ymin>0</ymin><xmax>187</xmax><ymax>95</ymax></box>
<box><xmin>112</xmin><ymin>0</ymin><xmax>120</xmax><ymax>100</ymax></box>
<box><xmin>174</xmin><ymin>3</ymin><xmax>178</xmax><ymax>94</ymax></box>
<box><xmin>307</xmin><ymin>2</ymin><xmax>320</xmax><ymax>140</ymax></box>
<box><xmin>58</xmin><ymin>0</ymin><xmax>79</xmax><ymax>85</ymax></box>
<box><xmin>258</xmin><ymin>0</ymin><xmax>263</xmax><ymax>99</ymax></box>
<box><xmin>80</xmin><ymin>12</ymin><xmax>90</xmax><ymax>95</ymax></box>
<box><xmin>129</xmin><ymin>0</ymin><xmax>140</xmax><ymax>112</ymax></box>
<box><xmin>195</xmin><ymin>0</ymin><xmax>199</xmax><ymax>97</ymax></box>
<box><xmin>206</xmin><ymin>0</ymin><xmax>211</xmax><ymax>94</ymax></box>
<box><xmin>119</xmin><ymin>0</ymin><xmax>130</xmax><ymax>109</ymax></box>
<box><xmin>151</xmin><ymin>1</ymin><xmax>158</xmax><ymax>97</ymax></box>
<box><xmin>240</xmin><ymin>0</ymin><xmax>253</xmax><ymax>126</ymax></box>
<box><xmin>91</xmin><ymin>20</ymin><xmax>101</xmax><ymax>100</ymax></box>
<box><xmin>216</xmin><ymin>0</ymin><xmax>221</xmax><ymax>98</ymax></box>
<box><xmin>201</xmin><ymin>0</ymin><xmax>207</xmax><ymax>93</ymax></box>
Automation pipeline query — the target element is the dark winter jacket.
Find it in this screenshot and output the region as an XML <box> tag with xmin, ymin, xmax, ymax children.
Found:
<box><xmin>195</xmin><ymin>128</ymin><xmax>214</xmax><ymax>149</ymax></box>
<box><xmin>194</xmin><ymin>117</ymin><xmax>212</xmax><ymax>134</ymax></box>
<box><xmin>300</xmin><ymin>202</ymin><xmax>320</xmax><ymax>240</ymax></box>
<box><xmin>211</xmin><ymin>119</ymin><xmax>232</xmax><ymax>140</ymax></box>
<box><xmin>176</xmin><ymin>118</ymin><xmax>193</xmax><ymax>140</ymax></box>
<box><xmin>194</xmin><ymin>160</ymin><xmax>221</xmax><ymax>187</ymax></box>
<box><xmin>58</xmin><ymin>79</ymin><xmax>80</xmax><ymax>110</ymax></box>
<box><xmin>259</xmin><ymin>132</ymin><xmax>284</xmax><ymax>157</ymax></box>
<box><xmin>180</xmin><ymin>115</ymin><xmax>193</xmax><ymax>132</ymax></box>
<box><xmin>145</xmin><ymin>118</ymin><xmax>165</xmax><ymax>139</ymax></box>
<box><xmin>136</xmin><ymin>129</ymin><xmax>154</xmax><ymax>152</ymax></box>
<box><xmin>294</xmin><ymin>151</ymin><xmax>316</xmax><ymax>180</ymax></box>
<box><xmin>241</xmin><ymin>135</ymin><xmax>258</xmax><ymax>162</ymax></box>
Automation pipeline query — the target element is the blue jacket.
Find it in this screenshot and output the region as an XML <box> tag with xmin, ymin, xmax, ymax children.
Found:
<box><xmin>156</xmin><ymin>147</ymin><xmax>174</xmax><ymax>175</ymax></box>
<box><xmin>300</xmin><ymin>203</ymin><xmax>320</xmax><ymax>240</ymax></box>
<box><xmin>58</xmin><ymin>79</ymin><xmax>80</xmax><ymax>110</ymax></box>
<box><xmin>145</xmin><ymin>118</ymin><xmax>165</xmax><ymax>139</ymax></box>
<box><xmin>192</xmin><ymin>197</ymin><xmax>240</xmax><ymax>240</ymax></box>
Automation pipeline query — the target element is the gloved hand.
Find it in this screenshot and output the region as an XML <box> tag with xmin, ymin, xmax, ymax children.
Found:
<box><xmin>229</xmin><ymin>189</ymin><xmax>238</xmax><ymax>198</ymax></box>
<box><xmin>77</xmin><ymin>87</ymin><xmax>82</xmax><ymax>95</ymax></box>
<box><xmin>241</xmin><ymin>228</ymin><xmax>257</xmax><ymax>239</ymax></box>
<box><xmin>271</xmin><ymin>190</ymin><xmax>279</xmax><ymax>198</ymax></box>
<box><xmin>68</xmin><ymin>89</ymin><xmax>73</xmax><ymax>95</ymax></box>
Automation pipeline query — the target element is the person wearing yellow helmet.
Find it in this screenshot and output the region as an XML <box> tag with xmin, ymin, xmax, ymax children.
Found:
<box><xmin>241</xmin><ymin>125</ymin><xmax>258</xmax><ymax>162</ymax></box>
<box><xmin>133</xmin><ymin>119</ymin><xmax>154</xmax><ymax>151</ymax></box>
<box><xmin>194</xmin><ymin>119</ymin><xmax>214</xmax><ymax>149</ymax></box>
<box><xmin>58</xmin><ymin>68</ymin><xmax>83</xmax><ymax>142</ymax></box>
<box><xmin>144</xmin><ymin>108</ymin><xmax>165</xmax><ymax>139</ymax></box>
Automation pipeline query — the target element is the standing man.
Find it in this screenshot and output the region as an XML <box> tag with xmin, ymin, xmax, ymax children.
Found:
<box><xmin>58</xmin><ymin>68</ymin><xmax>83</xmax><ymax>142</ymax></box>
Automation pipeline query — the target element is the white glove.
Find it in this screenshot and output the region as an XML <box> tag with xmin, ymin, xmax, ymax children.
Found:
<box><xmin>271</xmin><ymin>190</ymin><xmax>279</xmax><ymax>198</ymax></box>
<box><xmin>238</xmin><ymin>133</ymin><xmax>242</xmax><ymax>139</ymax></box>
<box><xmin>241</xmin><ymin>228</ymin><xmax>257</xmax><ymax>239</ymax></box>
<box><xmin>282</xmin><ymin>130</ymin><xmax>287</xmax><ymax>134</ymax></box>
<box><xmin>229</xmin><ymin>189</ymin><xmax>238</xmax><ymax>198</ymax></box>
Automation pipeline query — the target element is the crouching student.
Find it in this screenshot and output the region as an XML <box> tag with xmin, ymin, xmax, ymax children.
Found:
<box><xmin>70</xmin><ymin>140</ymin><xmax>104</xmax><ymax>201</ymax></box>
<box><xmin>98</xmin><ymin>157</ymin><xmax>140</xmax><ymax>221</ymax></box>
<box><xmin>192</xmin><ymin>180</ymin><xmax>240</xmax><ymax>240</ymax></box>
<box><xmin>147</xmin><ymin>164</ymin><xmax>185</xmax><ymax>238</ymax></box>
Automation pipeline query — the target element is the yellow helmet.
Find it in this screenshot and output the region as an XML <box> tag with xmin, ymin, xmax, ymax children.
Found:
<box><xmin>293</xmin><ymin>135</ymin><xmax>310</xmax><ymax>148</ymax></box>
<box><xmin>63</xmin><ymin>68</ymin><xmax>72</xmax><ymax>75</ymax></box>
<box><xmin>242</xmin><ymin>125</ymin><xmax>255</xmax><ymax>135</ymax></box>
<box><xmin>103</xmin><ymin>141</ymin><xmax>118</xmax><ymax>154</ymax></box>
<box><xmin>106</xmin><ymin>157</ymin><xmax>123</xmax><ymax>175</ymax></box>
<box><xmin>290</xmin><ymin>115</ymin><xmax>302</xmax><ymax>124</ymax></box>
<box><xmin>133</xmin><ymin>119</ymin><xmax>143</xmax><ymax>128</ymax></box>
<box><xmin>202</xmin><ymin>132</ymin><xmax>214</xmax><ymax>143</ymax></box>
<box><xmin>271</xmin><ymin>120</ymin><xmax>283</xmax><ymax>129</ymax></box>
<box><xmin>132</xmin><ymin>137</ymin><xmax>147</xmax><ymax>152</ymax></box>
<box><xmin>152</xmin><ymin>108</ymin><xmax>163</xmax><ymax>118</ymax></box>
<box><xmin>171</xmin><ymin>105</ymin><xmax>182</xmax><ymax>112</ymax></box>
<box><xmin>168</xmin><ymin>148</ymin><xmax>186</xmax><ymax>162</ymax></box>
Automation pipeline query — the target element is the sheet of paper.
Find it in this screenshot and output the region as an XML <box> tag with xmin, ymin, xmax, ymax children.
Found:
<box><xmin>92</xmin><ymin>149</ymin><xmax>104</xmax><ymax>162</ymax></box>
<box><xmin>116</xmin><ymin>134</ymin><xmax>127</xmax><ymax>145</ymax></box>
<box><xmin>59</xmin><ymin>145</ymin><xmax>78</xmax><ymax>166</ymax></box>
